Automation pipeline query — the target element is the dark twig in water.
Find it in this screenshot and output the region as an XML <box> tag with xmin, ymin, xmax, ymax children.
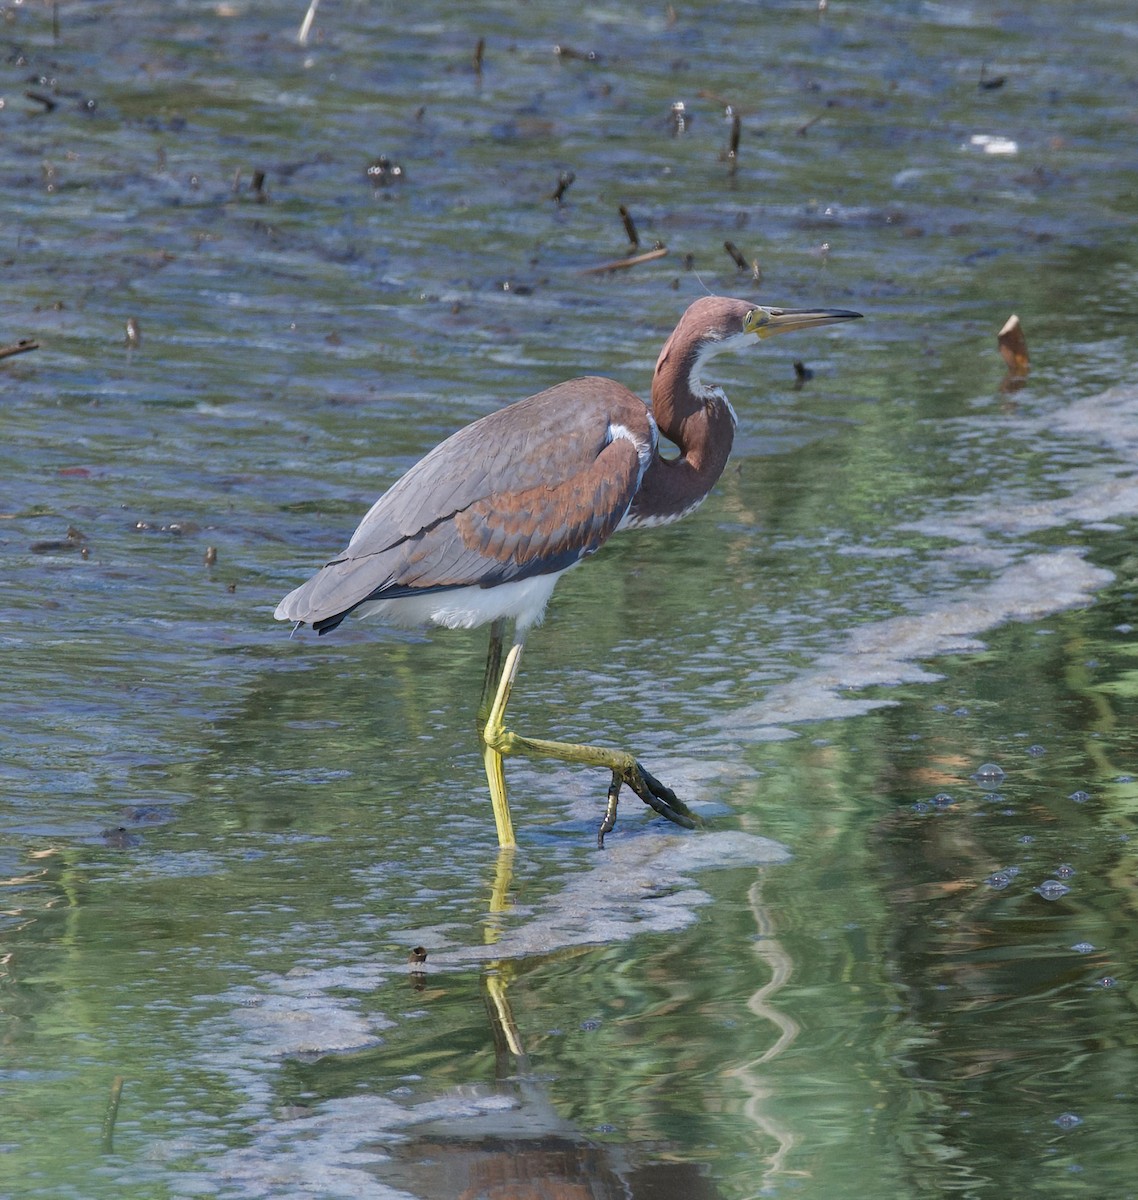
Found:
<box><xmin>473</xmin><ymin>37</ymin><xmax>485</xmax><ymax>77</ymax></box>
<box><xmin>30</xmin><ymin>525</ymin><xmax>87</xmax><ymax>554</ymax></box>
<box><xmin>797</xmin><ymin>99</ymin><xmax>840</xmax><ymax>136</ymax></box>
<box><xmin>580</xmin><ymin>246</ymin><xmax>668</xmax><ymax>275</ymax></box>
<box><xmin>979</xmin><ymin>63</ymin><xmax>1006</xmax><ymax>90</ymax></box>
<box><xmin>365</xmin><ymin>156</ymin><xmax>405</xmax><ymax>186</ymax></box>
<box><xmin>100</xmin><ymin>1076</ymin><xmax>125</xmax><ymax>1154</ymax></box>
<box><xmin>0</xmin><ymin>339</ymin><xmax>39</xmax><ymax>361</ymax></box>
<box><xmin>723</xmin><ymin>107</ymin><xmax>741</xmax><ymax>173</ymax></box>
<box><xmin>549</xmin><ymin>171</ymin><xmax>575</xmax><ymax>204</ymax></box>
<box><xmin>553</xmin><ymin>44</ymin><xmax>598</xmax><ymax>62</ymax></box>
<box><xmin>793</xmin><ymin>360</ymin><xmax>813</xmax><ymax>390</ymax></box>
<box><xmin>26</xmin><ymin>90</ymin><xmax>56</xmax><ymax>113</ymax></box>
<box><xmin>619</xmin><ymin>205</ymin><xmax>639</xmax><ymax>248</ymax></box>
<box><xmin>723</xmin><ymin>240</ymin><xmax>748</xmax><ymax>270</ymax></box>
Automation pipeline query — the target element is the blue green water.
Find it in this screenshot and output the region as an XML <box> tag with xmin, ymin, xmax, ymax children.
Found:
<box><xmin>3</xmin><ymin>2</ymin><xmax>1138</xmax><ymax>1196</ymax></box>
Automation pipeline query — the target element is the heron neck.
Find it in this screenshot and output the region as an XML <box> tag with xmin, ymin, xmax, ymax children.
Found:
<box><xmin>629</xmin><ymin>352</ymin><xmax>736</xmax><ymax>524</ymax></box>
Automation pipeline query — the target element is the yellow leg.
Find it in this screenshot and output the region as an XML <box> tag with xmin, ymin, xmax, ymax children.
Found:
<box><xmin>480</xmin><ymin>635</ymin><xmax>701</xmax><ymax>847</ymax></box>
<box><xmin>477</xmin><ymin>622</ymin><xmax>515</xmax><ymax>849</ymax></box>
<box><xmin>483</xmin><ymin>741</ymin><xmax>514</xmax><ymax>848</ymax></box>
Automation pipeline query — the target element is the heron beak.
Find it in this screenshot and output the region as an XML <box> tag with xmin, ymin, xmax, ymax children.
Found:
<box><xmin>744</xmin><ymin>306</ymin><xmax>863</xmax><ymax>340</ymax></box>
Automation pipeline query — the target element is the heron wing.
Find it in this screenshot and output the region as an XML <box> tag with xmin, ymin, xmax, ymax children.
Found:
<box><xmin>275</xmin><ymin>378</ymin><xmax>654</xmax><ymax>627</ymax></box>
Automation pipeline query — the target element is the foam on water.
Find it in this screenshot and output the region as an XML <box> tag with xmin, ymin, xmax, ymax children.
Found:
<box><xmin>711</xmin><ymin>385</ymin><xmax>1138</xmax><ymax>741</ymax></box>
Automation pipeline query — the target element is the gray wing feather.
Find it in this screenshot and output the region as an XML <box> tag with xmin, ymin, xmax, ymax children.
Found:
<box><xmin>276</xmin><ymin>378</ymin><xmax>652</xmax><ymax>627</ymax></box>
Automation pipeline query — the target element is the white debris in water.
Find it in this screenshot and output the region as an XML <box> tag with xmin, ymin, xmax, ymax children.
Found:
<box><xmin>725</xmin><ymin>549</ymin><xmax>1112</xmax><ymax>736</ymax></box>
<box><xmin>967</xmin><ymin>133</ymin><xmax>1018</xmax><ymax>155</ymax></box>
<box><xmin>228</xmin><ymin>990</ymin><xmax>392</xmax><ymax>1058</ymax></box>
<box><xmin>438</xmin><ymin>829</ymin><xmax>790</xmax><ymax>965</ymax></box>
<box><xmin>909</xmin><ymin>385</ymin><xmax>1138</xmax><ymax>541</ymax></box>
<box><xmin>240</xmin><ymin>830</ymin><xmax>789</xmax><ymax>985</ymax></box>
<box><xmin>716</xmin><ymin>384</ymin><xmax>1138</xmax><ymax>740</ymax></box>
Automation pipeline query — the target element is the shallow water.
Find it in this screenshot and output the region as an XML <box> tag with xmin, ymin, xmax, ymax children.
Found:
<box><xmin>3</xmin><ymin>2</ymin><xmax>1138</xmax><ymax>1197</ymax></box>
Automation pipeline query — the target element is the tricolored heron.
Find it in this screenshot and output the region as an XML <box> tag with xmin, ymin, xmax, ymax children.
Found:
<box><xmin>276</xmin><ymin>296</ymin><xmax>861</xmax><ymax>848</ymax></box>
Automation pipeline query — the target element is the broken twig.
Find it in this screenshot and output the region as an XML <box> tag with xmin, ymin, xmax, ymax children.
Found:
<box><xmin>580</xmin><ymin>246</ymin><xmax>668</xmax><ymax>275</ymax></box>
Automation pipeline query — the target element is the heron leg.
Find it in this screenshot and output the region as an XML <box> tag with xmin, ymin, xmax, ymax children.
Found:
<box><xmin>477</xmin><ymin>620</ymin><xmax>516</xmax><ymax>850</ymax></box>
<box><xmin>481</xmin><ymin>636</ymin><xmax>701</xmax><ymax>845</ymax></box>
<box><xmin>477</xmin><ymin>619</ymin><xmax>507</xmax><ymax>727</ymax></box>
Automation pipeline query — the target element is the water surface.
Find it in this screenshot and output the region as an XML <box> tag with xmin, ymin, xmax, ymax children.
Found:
<box><xmin>3</xmin><ymin>2</ymin><xmax>1138</xmax><ymax>1197</ymax></box>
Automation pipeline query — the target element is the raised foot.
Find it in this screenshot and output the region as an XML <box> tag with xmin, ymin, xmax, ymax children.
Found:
<box><xmin>597</xmin><ymin>761</ymin><xmax>701</xmax><ymax>848</ymax></box>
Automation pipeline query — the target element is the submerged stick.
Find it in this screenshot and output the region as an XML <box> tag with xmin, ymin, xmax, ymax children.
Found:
<box><xmin>100</xmin><ymin>1075</ymin><xmax>125</xmax><ymax>1153</ymax></box>
<box><xmin>723</xmin><ymin>240</ymin><xmax>748</xmax><ymax>270</ymax></box>
<box><xmin>549</xmin><ymin>170</ymin><xmax>575</xmax><ymax>204</ymax></box>
<box><xmin>0</xmin><ymin>339</ymin><xmax>39</xmax><ymax>361</ymax></box>
<box><xmin>579</xmin><ymin>246</ymin><xmax>668</xmax><ymax>275</ymax></box>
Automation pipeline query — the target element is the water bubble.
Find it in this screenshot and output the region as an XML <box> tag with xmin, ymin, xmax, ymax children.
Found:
<box><xmin>1070</xmin><ymin>942</ymin><xmax>1095</xmax><ymax>954</ymax></box>
<box><xmin>1017</xmin><ymin>834</ymin><xmax>1035</xmax><ymax>845</ymax></box>
<box><xmin>580</xmin><ymin>1018</ymin><xmax>602</xmax><ymax>1032</ymax></box>
<box><xmin>986</xmin><ymin>871</ymin><xmax>1012</xmax><ymax>891</ymax></box>
<box><xmin>952</xmin><ymin>707</ymin><xmax>970</xmax><ymax>717</ymax></box>
<box><xmin>1055</xmin><ymin>863</ymin><xmax>1076</xmax><ymax>879</ymax></box>
<box><xmin>911</xmin><ymin>800</ymin><xmax>933</xmax><ymax>815</ymax></box>
<box><xmin>1068</xmin><ymin>790</ymin><xmax>1090</xmax><ymax>804</ymax></box>
<box><xmin>973</xmin><ymin>763</ymin><xmax>1006</xmax><ymax>784</ymax></box>
<box><xmin>1003</xmin><ymin>866</ymin><xmax>1021</xmax><ymax>878</ymax></box>
<box><xmin>932</xmin><ymin>792</ymin><xmax>954</xmax><ymax>809</ymax></box>
<box><xmin>1027</xmin><ymin>744</ymin><xmax>1046</xmax><ymax>757</ymax></box>
<box><xmin>1036</xmin><ymin>880</ymin><xmax>1071</xmax><ymax>901</ymax></box>
<box><xmin>1098</xmin><ymin>977</ymin><xmax>1116</xmax><ymax>988</ymax></box>
<box><xmin>1053</xmin><ymin>1112</ymin><xmax>1083</xmax><ymax>1130</ymax></box>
